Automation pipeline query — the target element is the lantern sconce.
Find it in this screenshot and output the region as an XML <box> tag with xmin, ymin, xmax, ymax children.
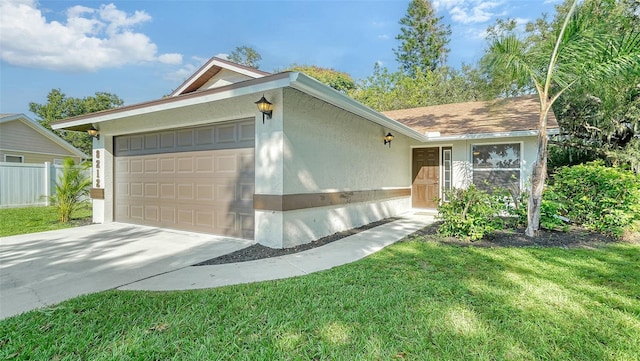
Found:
<box><xmin>87</xmin><ymin>127</ymin><xmax>100</xmax><ymax>140</ymax></box>
<box><xmin>384</xmin><ymin>132</ymin><xmax>394</xmax><ymax>148</ymax></box>
<box><xmin>255</xmin><ymin>95</ymin><xmax>273</xmax><ymax>124</ymax></box>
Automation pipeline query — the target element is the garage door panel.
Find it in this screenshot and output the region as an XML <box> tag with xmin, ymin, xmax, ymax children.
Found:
<box><xmin>160</xmin><ymin>183</ymin><xmax>175</xmax><ymax>198</ymax></box>
<box><xmin>196</xmin><ymin>211</ymin><xmax>214</xmax><ymax>228</ymax></box>
<box><xmin>195</xmin><ymin>156</ymin><xmax>214</xmax><ymax>172</ymax></box>
<box><xmin>177</xmin><ymin>157</ymin><xmax>193</xmax><ymax>172</ymax></box>
<box><xmin>160</xmin><ymin>207</ymin><xmax>175</xmax><ymax>223</ymax></box>
<box><xmin>116</xmin><ymin>159</ymin><xmax>129</xmax><ymax>173</ymax></box>
<box><xmin>144</xmin><ymin>159</ymin><xmax>158</xmax><ymax>173</ymax></box>
<box><xmin>239</xmin><ymin>123</ymin><xmax>255</xmax><ymax>141</ymax></box>
<box><xmin>160</xmin><ymin>158</ymin><xmax>175</xmax><ymax>173</ymax></box>
<box><xmin>115</xmin><ymin>122</ymin><xmax>254</xmax><ymax>239</ymax></box>
<box><xmin>130</xmin><ymin>159</ymin><xmax>143</xmax><ymax>173</ymax></box>
<box><xmin>144</xmin><ymin>183</ymin><xmax>159</xmax><ymax>197</ymax></box>
<box><xmin>144</xmin><ymin>206</ymin><xmax>159</xmax><ymax>222</ymax></box>
<box><xmin>130</xmin><ymin>206</ymin><xmax>143</xmax><ymax>220</ymax></box>
<box><xmin>240</xmin><ymin>183</ymin><xmax>254</xmax><ymax>201</ymax></box>
<box><xmin>130</xmin><ymin>183</ymin><xmax>143</xmax><ymax>197</ymax></box>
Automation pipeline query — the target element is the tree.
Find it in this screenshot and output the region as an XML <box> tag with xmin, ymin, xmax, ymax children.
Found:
<box><xmin>29</xmin><ymin>89</ymin><xmax>123</xmax><ymax>155</ymax></box>
<box><xmin>550</xmin><ymin>0</ymin><xmax>640</xmax><ymax>172</ymax></box>
<box><xmin>484</xmin><ymin>0</ymin><xmax>640</xmax><ymax>173</ymax></box>
<box><xmin>394</xmin><ymin>0</ymin><xmax>451</xmax><ymax>75</ymax></box>
<box><xmin>483</xmin><ymin>0</ymin><xmax>640</xmax><ymax>237</ymax></box>
<box><xmin>349</xmin><ymin>63</ymin><xmax>493</xmax><ymax>111</ymax></box>
<box><xmin>228</xmin><ymin>46</ymin><xmax>262</xmax><ymax>69</ymax></box>
<box><xmin>282</xmin><ymin>64</ymin><xmax>355</xmax><ymax>93</ymax></box>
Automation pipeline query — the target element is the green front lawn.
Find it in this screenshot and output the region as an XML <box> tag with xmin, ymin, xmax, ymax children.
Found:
<box><xmin>1</xmin><ymin>239</ymin><xmax>638</xmax><ymax>360</ymax></box>
<box><xmin>0</xmin><ymin>205</ymin><xmax>92</xmax><ymax>237</ymax></box>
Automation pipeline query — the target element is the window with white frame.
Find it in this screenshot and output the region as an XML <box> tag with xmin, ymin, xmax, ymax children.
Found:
<box><xmin>4</xmin><ymin>154</ymin><xmax>24</xmax><ymax>163</ymax></box>
<box><xmin>442</xmin><ymin>148</ymin><xmax>452</xmax><ymax>201</ymax></box>
<box><xmin>472</xmin><ymin>143</ymin><xmax>521</xmax><ymax>192</ymax></box>
<box><xmin>53</xmin><ymin>158</ymin><xmax>64</xmax><ymax>165</ymax></box>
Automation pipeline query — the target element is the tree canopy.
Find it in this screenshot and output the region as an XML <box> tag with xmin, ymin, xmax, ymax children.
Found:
<box><xmin>349</xmin><ymin>63</ymin><xmax>493</xmax><ymax>111</ymax></box>
<box><xmin>29</xmin><ymin>89</ymin><xmax>124</xmax><ymax>155</ymax></box>
<box><xmin>228</xmin><ymin>46</ymin><xmax>262</xmax><ymax>69</ymax></box>
<box><xmin>394</xmin><ymin>0</ymin><xmax>451</xmax><ymax>75</ymax></box>
<box><xmin>282</xmin><ymin>65</ymin><xmax>356</xmax><ymax>93</ymax></box>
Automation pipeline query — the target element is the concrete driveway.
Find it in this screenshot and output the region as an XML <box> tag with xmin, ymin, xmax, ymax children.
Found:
<box><xmin>0</xmin><ymin>223</ymin><xmax>252</xmax><ymax>319</ymax></box>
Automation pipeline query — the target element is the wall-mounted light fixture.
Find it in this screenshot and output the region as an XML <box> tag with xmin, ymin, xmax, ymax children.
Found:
<box><xmin>87</xmin><ymin>127</ymin><xmax>100</xmax><ymax>140</ymax></box>
<box><xmin>384</xmin><ymin>132</ymin><xmax>394</xmax><ymax>148</ymax></box>
<box><xmin>255</xmin><ymin>95</ymin><xmax>273</xmax><ymax>124</ymax></box>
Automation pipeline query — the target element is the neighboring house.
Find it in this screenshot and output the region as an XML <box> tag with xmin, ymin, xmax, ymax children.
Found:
<box><xmin>0</xmin><ymin>113</ymin><xmax>87</xmax><ymax>164</ymax></box>
<box><xmin>52</xmin><ymin>56</ymin><xmax>557</xmax><ymax>248</ymax></box>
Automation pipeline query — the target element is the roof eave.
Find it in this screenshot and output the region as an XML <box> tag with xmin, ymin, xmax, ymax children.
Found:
<box><xmin>169</xmin><ymin>57</ymin><xmax>270</xmax><ymax>97</ymax></box>
<box><xmin>52</xmin><ymin>73</ymin><xmax>293</xmax><ymax>130</ymax></box>
<box><xmin>421</xmin><ymin>128</ymin><xmax>560</xmax><ymax>142</ymax></box>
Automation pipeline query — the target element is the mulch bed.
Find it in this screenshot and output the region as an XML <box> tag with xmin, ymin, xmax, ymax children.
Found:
<box><xmin>194</xmin><ymin>218</ymin><xmax>399</xmax><ymax>266</ymax></box>
<box><xmin>194</xmin><ymin>218</ymin><xmax>625</xmax><ymax>266</ymax></box>
<box><xmin>407</xmin><ymin>221</ymin><xmax>620</xmax><ymax>248</ymax></box>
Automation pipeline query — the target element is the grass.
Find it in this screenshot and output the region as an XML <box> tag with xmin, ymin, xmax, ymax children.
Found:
<box><xmin>0</xmin><ymin>205</ymin><xmax>92</xmax><ymax>237</ymax></box>
<box><xmin>1</xmin><ymin>238</ymin><xmax>638</xmax><ymax>360</ymax></box>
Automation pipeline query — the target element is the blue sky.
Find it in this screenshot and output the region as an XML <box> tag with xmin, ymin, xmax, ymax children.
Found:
<box><xmin>0</xmin><ymin>0</ymin><xmax>561</xmax><ymax>117</ymax></box>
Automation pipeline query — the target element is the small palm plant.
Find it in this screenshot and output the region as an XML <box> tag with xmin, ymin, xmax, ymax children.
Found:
<box><xmin>50</xmin><ymin>158</ymin><xmax>91</xmax><ymax>223</ymax></box>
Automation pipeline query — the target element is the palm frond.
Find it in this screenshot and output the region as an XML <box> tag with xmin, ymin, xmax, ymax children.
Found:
<box><xmin>486</xmin><ymin>34</ymin><xmax>542</xmax><ymax>88</ymax></box>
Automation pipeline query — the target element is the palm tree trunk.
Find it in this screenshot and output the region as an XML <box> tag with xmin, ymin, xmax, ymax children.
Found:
<box><xmin>526</xmin><ymin>107</ymin><xmax>550</xmax><ymax>237</ymax></box>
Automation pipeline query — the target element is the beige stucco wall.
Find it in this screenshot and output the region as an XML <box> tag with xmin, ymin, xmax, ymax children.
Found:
<box><xmin>282</xmin><ymin>88</ymin><xmax>412</xmax><ymax>192</ymax></box>
<box><xmin>255</xmin><ymin>88</ymin><xmax>414</xmax><ymax>248</ymax></box>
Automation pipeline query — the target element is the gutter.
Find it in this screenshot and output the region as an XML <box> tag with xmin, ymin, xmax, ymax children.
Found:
<box><xmin>418</xmin><ymin>128</ymin><xmax>560</xmax><ymax>142</ymax></box>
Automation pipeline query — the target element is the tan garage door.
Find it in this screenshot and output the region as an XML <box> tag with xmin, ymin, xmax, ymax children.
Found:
<box><xmin>114</xmin><ymin>120</ymin><xmax>255</xmax><ymax>239</ymax></box>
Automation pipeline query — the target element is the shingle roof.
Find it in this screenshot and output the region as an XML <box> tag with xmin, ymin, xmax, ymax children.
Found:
<box><xmin>382</xmin><ymin>96</ymin><xmax>558</xmax><ymax>137</ymax></box>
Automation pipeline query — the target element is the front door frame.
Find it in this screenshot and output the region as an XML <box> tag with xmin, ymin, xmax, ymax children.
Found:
<box><xmin>411</xmin><ymin>145</ymin><xmax>453</xmax><ymax>209</ymax></box>
<box><xmin>411</xmin><ymin>147</ymin><xmax>440</xmax><ymax>208</ymax></box>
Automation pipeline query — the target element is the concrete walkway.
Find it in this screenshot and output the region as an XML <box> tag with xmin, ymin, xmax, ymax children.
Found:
<box><xmin>1</xmin><ymin>213</ymin><xmax>435</xmax><ymax>319</ymax></box>
<box><xmin>120</xmin><ymin>213</ymin><xmax>435</xmax><ymax>291</ymax></box>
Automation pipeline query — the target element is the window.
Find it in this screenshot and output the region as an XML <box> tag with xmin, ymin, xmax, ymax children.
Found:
<box><xmin>53</xmin><ymin>159</ymin><xmax>64</xmax><ymax>165</ymax></box>
<box><xmin>442</xmin><ymin>148</ymin><xmax>452</xmax><ymax>201</ymax></box>
<box><xmin>4</xmin><ymin>155</ymin><xmax>24</xmax><ymax>163</ymax></box>
<box><xmin>472</xmin><ymin>143</ymin><xmax>521</xmax><ymax>192</ymax></box>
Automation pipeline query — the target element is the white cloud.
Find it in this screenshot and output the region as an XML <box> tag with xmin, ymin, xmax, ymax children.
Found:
<box><xmin>164</xmin><ymin>56</ymin><xmax>208</xmax><ymax>82</ymax></box>
<box><xmin>0</xmin><ymin>0</ymin><xmax>182</xmax><ymax>71</ymax></box>
<box><xmin>158</xmin><ymin>53</ymin><xmax>183</xmax><ymax>65</ymax></box>
<box><xmin>435</xmin><ymin>0</ymin><xmax>505</xmax><ymax>24</ymax></box>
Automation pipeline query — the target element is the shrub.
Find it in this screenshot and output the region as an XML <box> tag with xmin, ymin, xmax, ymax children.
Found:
<box><xmin>540</xmin><ymin>193</ymin><xmax>568</xmax><ymax>231</ymax></box>
<box><xmin>545</xmin><ymin>161</ymin><xmax>640</xmax><ymax>237</ymax></box>
<box><xmin>437</xmin><ymin>185</ymin><xmax>509</xmax><ymax>241</ymax></box>
<box><xmin>49</xmin><ymin>158</ymin><xmax>92</xmax><ymax>223</ymax></box>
